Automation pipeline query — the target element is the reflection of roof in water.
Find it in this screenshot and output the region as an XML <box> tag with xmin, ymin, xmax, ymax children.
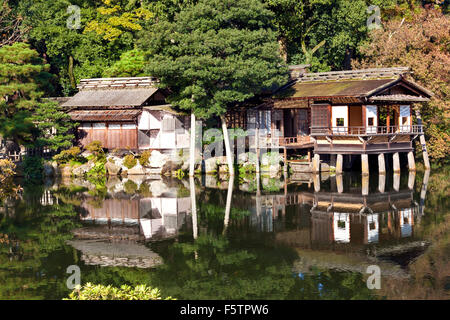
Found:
<box><xmin>292</xmin><ymin>248</ymin><xmax>410</xmax><ymax>279</ymax></box>
<box><xmin>67</xmin><ymin>240</ymin><xmax>163</xmax><ymax>268</ymax></box>
<box><xmin>312</xmin><ymin>190</ymin><xmax>414</xmax><ymax>213</ymax></box>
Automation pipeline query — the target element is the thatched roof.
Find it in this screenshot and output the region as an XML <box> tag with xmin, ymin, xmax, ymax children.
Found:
<box><xmin>288</xmin><ymin>79</ymin><xmax>396</xmax><ymax>98</ymax></box>
<box><xmin>61</xmin><ymin>77</ymin><xmax>161</xmax><ymax>108</ymax></box>
<box><xmin>62</xmin><ymin>87</ymin><xmax>158</xmax><ymax>108</ymax></box>
<box><xmin>274</xmin><ymin>67</ymin><xmax>433</xmax><ymax>101</ymax></box>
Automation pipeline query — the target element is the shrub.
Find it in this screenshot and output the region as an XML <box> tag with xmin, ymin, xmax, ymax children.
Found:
<box><xmin>85</xmin><ymin>141</ymin><xmax>105</xmax><ymax>162</ymax></box>
<box><xmin>0</xmin><ymin>159</ymin><xmax>16</xmax><ymax>183</ymax></box>
<box><xmin>123</xmin><ymin>154</ymin><xmax>137</xmax><ymax>169</ymax></box>
<box><xmin>139</xmin><ymin>150</ymin><xmax>152</xmax><ymax>166</ymax></box>
<box><xmin>53</xmin><ymin>146</ymin><xmax>84</xmax><ymax>165</ymax></box>
<box><xmin>65</xmin><ymin>283</ymin><xmax>174</xmax><ymax>300</ymax></box>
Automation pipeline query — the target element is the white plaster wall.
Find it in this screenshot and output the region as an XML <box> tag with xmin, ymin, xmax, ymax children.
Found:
<box><xmin>399</xmin><ymin>105</ymin><xmax>411</xmax><ymax>132</ymax></box>
<box><xmin>333</xmin><ymin>212</ymin><xmax>350</xmax><ymax>243</ymax></box>
<box><xmin>366</xmin><ymin>105</ymin><xmax>378</xmax><ymax>134</ymax></box>
<box><xmin>367</xmin><ymin>213</ymin><xmax>379</xmax><ymax>243</ymax></box>
<box><xmin>332</xmin><ymin>106</ymin><xmax>348</xmax><ymax>133</ymax></box>
<box><xmin>138</xmin><ymin>111</ymin><xmax>150</xmax><ymax>130</ymax></box>
<box><xmin>400</xmin><ymin>208</ymin><xmax>413</xmax><ymax>238</ymax></box>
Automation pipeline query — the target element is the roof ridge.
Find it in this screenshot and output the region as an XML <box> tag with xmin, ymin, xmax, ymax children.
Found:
<box><xmin>77</xmin><ymin>77</ymin><xmax>159</xmax><ymax>90</ymax></box>
<box><xmin>297</xmin><ymin>67</ymin><xmax>410</xmax><ymax>83</ymax></box>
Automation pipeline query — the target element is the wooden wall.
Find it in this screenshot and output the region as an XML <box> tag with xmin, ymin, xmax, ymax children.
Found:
<box><xmin>78</xmin><ymin>122</ymin><xmax>138</xmax><ymax>150</ymax></box>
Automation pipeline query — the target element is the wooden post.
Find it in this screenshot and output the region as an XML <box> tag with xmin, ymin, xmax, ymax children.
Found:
<box><xmin>336</xmin><ymin>174</ymin><xmax>343</xmax><ymax>193</ymax></box>
<box><xmin>362</xmin><ymin>175</ymin><xmax>369</xmax><ymax>196</ymax></box>
<box><xmin>336</xmin><ymin>154</ymin><xmax>343</xmax><ymax>174</ymax></box>
<box><xmin>255</xmin><ymin>127</ymin><xmax>260</xmax><ymax>174</ymax></box>
<box><xmin>393</xmin><ymin>172</ymin><xmax>400</xmax><ymax>192</ymax></box>
<box><xmin>408</xmin><ymin>171</ymin><xmax>416</xmax><ymax>190</ymax></box>
<box><xmin>393</xmin><ymin>152</ymin><xmax>400</xmax><ymax>173</ymax></box>
<box><xmin>189</xmin><ymin>113</ymin><xmax>196</xmax><ymax>177</ymax></box>
<box><xmin>313</xmin><ymin>174</ymin><xmax>320</xmax><ymax>192</ymax></box>
<box><xmin>378</xmin><ymin>153</ymin><xmax>386</xmax><ymax>175</ymax></box>
<box><xmin>407</xmin><ymin>151</ymin><xmax>416</xmax><ymax>172</ymax></box>
<box><xmin>414</xmin><ymin>108</ymin><xmax>430</xmax><ymax>169</ymax></box>
<box><xmin>312</xmin><ymin>153</ymin><xmax>320</xmax><ymax>173</ymax></box>
<box><xmin>283</xmin><ymin>147</ymin><xmax>288</xmax><ymax>175</ymax></box>
<box><xmin>361</xmin><ymin>154</ymin><xmax>369</xmax><ymax>176</ymax></box>
<box><xmin>386</xmin><ymin>106</ymin><xmax>391</xmax><ymax>129</ymax></box>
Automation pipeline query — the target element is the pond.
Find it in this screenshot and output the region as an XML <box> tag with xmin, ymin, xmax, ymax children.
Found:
<box><xmin>0</xmin><ymin>167</ymin><xmax>449</xmax><ymax>300</ymax></box>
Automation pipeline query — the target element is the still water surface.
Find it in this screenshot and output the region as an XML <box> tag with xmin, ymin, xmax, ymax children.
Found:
<box><xmin>0</xmin><ymin>168</ymin><xmax>448</xmax><ymax>300</ymax></box>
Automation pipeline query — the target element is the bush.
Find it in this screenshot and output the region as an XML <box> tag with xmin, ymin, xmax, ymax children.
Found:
<box><xmin>65</xmin><ymin>283</ymin><xmax>174</xmax><ymax>300</ymax></box>
<box><xmin>123</xmin><ymin>154</ymin><xmax>137</xmax><ymax>169</ymax></box>
<box><xmin>53</xmin><ymin>146</ymin><xmax>84</xmax><ymax>165</ymax></box>
<box><xmin>139</xmin><ymin>150</ymin><xmax>152</xmax><ymax>166</ymax></box>
<box><xmin>0</xmin><ymin>159</ymin><xmax>16</xmax><ymax>182</ymax></box>
<box><xmin>85</xmin><ymin>141</ymin><xmax>105</xmax><ymax>162</ymax></box>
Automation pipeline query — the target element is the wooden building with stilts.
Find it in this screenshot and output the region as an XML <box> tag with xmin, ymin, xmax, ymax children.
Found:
<box><xmin>226</xmin><ymin>66</ymin><xmax>433</xmax><ymax>174</ymax></box>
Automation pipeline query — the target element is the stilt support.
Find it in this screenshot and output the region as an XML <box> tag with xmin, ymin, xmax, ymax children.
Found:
<box><xmin>393</xmin><ymin>152</ymin><xmax>400</xmax><ymax>173</ymax></box>
<box><xmin>407</xmin><ymin>151</ymin><xmax>416</xmax><ymax>172</ymax></box>
<box><xmin>378</xmin><ymin>153</ymin><xmax>386</xmax><ymax>175</ymax></box>
<box><xmin>361</xmin><ymin>154</ymin><xmax>369</xmax><ymax>176</ymax></box>
<box><xmin>336</xmin><ymin>154</ymin><xmax>343</xmax><ymax>175</ymax></box>
<box><xmin>312</xmin><ymin>154</ymin><xmax>320</xmax><ymax>173</ymax></box>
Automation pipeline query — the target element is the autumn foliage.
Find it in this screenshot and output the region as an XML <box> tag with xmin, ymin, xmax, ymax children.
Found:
<box><xmin>354</xmin><ymin>8</ymin><xmax>450</xmax><ymax>163</ymax></box>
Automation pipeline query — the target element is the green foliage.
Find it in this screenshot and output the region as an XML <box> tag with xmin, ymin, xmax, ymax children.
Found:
<box><xmin>0</xmin><ymin>43</ymin><xmax>52</xmax><ymax>145</ymax></box>
<box><xmin>65</xmin><ymin>283</ymin><xmax>174</xmax><ymax>300</ymax></box>
<box><xmin>30</xmin><ymin>101</ymin><xmax>76</xmax><ymax>151</ymax></box>
<box><xmin>138</xmin><ymin>150</ymin><xmax>152</xmax><ymax>167</ymax></box>
<box><xmin>140</xmin><ymin>0</ymin><xmax>289</xmax><ymax>120</ymax></box>
<box><xmin>84</xmin><ymin>0</ymin><xmax>154</xmax><ymax>41</ymax></box>
<box><xmin>87</xmin><ymin>162</ymin><xmax>107</xmax><ymax>180</ymax></box>
<box><xmin>85</xmin><ymin>141</ymin><xmax>106</xmax><ymax>162</ymax></box>
<box><xmin>21</xmin><ymin>156</ymin><xmax>44</xmax><ymax>181</ymax></box>
<box><xmin>104</xmin><ymin>49</ymin><xmax>146</xmax><ymax>77</ymax></box>
<box><xmin>123</xmin><ymin>154</ymin><xmax>137</xmax><ymax>169</ymax></box>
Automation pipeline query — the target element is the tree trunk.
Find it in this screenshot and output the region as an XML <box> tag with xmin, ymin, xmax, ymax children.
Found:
<box><xmin>414</xmin><ymin>109</ymin><xmax>431</xmax><ymax>169</ymax></box>
<box><xmin>220</xmin><ymin>114</ymin><xmax>234</xmax><ymax>176</ymax></box>
<box><xmin>189</xmin><ymin>113</ymin><xmax>196</xmax><ymax>177</ymax></box>
<box><xmin>68</xmin><ymin>55</ymin><xmax>76</xmax><ymax>89</ymax></box>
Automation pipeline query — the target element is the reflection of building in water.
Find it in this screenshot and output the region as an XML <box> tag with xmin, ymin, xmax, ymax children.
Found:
<box><xmin>77</xmin><ymin>190</ymin><xmax>191</xmax><ymax>241</ymax></box>
<box><xmin>67</xmin><ymin>239</ymin><xmax>163</xmax><ymax>269</ymax></box>
<box><xmin>308</xmin><ymin>190</ymin><xmax>419</xmax><ymax>246</ymax></box>
<box><xmin>240</xmin><ymin>187</ymin><xmax>420</xmax><ymax>249</ymax></box>
<box><xmin>139</xmin><ymin>197</ymin><xmax>191</xmax><ymax>239</ymax></box>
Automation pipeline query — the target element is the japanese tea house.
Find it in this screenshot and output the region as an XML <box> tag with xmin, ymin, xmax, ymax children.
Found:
<box><xmin>62</xmin><ymin>77</ymin><xmax>190</xmax><ymax>154</ymax></box>
<box><xmin>228</xmin><ymin>66</ymin><xmax>433</xmax><ymax>174</ymax></box>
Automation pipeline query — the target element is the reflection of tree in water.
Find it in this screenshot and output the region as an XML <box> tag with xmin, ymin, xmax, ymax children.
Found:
<box><xmin>0</xmin><ymin>184</ymin><xmax>81</xmax><ymax>299</ymax></box>
<box><xmin>147</xmin><ymin>233</ymin><xmax>376</xmax><ymax>300</ymax></box>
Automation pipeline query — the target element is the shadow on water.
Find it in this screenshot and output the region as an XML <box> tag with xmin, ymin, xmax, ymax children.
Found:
<box><xmin>0</xmin><ymin>166</ymin><xmax>448</xmax><ymax>299</ymax></box>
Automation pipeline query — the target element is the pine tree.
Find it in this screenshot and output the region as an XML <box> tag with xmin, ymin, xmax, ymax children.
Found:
<box><xmin>0</xmin><ymin>42</ymin><xmax>75</xmax><ymax>150</ymax></box>
<box><xmin>140</xmin><ymin>0</ymin><xmax>289</xmax><ymax>175</ymax></box>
